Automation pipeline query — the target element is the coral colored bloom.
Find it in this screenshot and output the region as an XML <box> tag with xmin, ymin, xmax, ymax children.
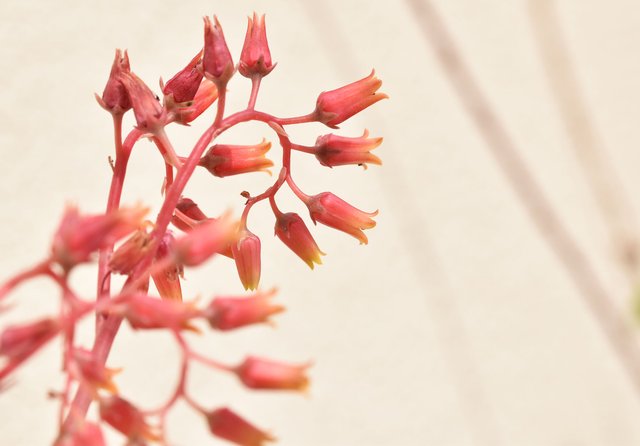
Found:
<box><xmin>0</xmin><ymin>318</ymin><xmax>60</xmax><ymax>361</ymax></box>
<box><xmin>113</xmin><ymin>293</ymin><xmax>199</xmax><ymax>332</ymax></box>
<box><xmin>151</xmin><ymin>232</ymin><xmax>183</xmax><ymax>301</ymax></box>
<box><xmin>120</xmin><ymin>72</ymin><xmax>166</xmax><ymax>132</ymax></box>
<box><xmin>162</xmin><ymin>51</ymin><xmax>204</xmax><ymax>104</ymax></box>
<box><xmin>274</xmin><ymin>213</ymin><xmax>324</xmax><ymax>269</ymax></box>
<box><xmin>172</xmin><ymin>79</ymin><xmax>218</xmax><ymax>125</ymax></box>
<box><xmin>235</xmin><ymin>356</ymin><xmax>310</xmax><ymax>392</ymax></box>
<box><xmin>99</xmin><ymin>396</ymin><xmax>159</xmax><ymax>442</ymax></box>
<box><xmin>239</xmin><ymin>13</ymin><xmax>275</xmax><ymax>78</ymax></box>
<box><xmin>51</xmin><ymin>205</ymin><xmax>148</xmax><ymax>271</ymax></box>
<box><xmin>70</xmin><ymin>348</ymin><xmax>120</xmax><ymax>393</ymax></box>
<box><xmin>203</xmin><ymin>16</ymin><xmax>234</xmax><ymax>86</ymax></box>
<box><xmin>205</xmin><ymin>289</ymin><xmax>283</xmax><ymax>331</ymax></box>
<box><xmin>315</xmin><ymin>70</ymin><xmax>387</xmax><ymax>128</ymax></box>
<box><xmin>314</xmin><ymin>130</ymin><xmax>382</xmax><ymax>168</ymax></box>
<box><xmin>231</xmin><ymin>228</ymin><xmax>262</xmax><ymax>290</ymax></box>
<box><xmin>173</xmin><ymin>216</ymin><xmax>238</xmax><ymax>266</ymax></box>
<box><xmin>206</xmin><ymin>407</ymin><xmax>275</xmax><ymax>446</ymax></box>
<box><xmin>97</xmin><ymin>49</ymin><xmax>132</xmax><ymax>115</ymax></box>
<box><xmin>55</xmin><ymin>421</ymin><xmax>106</xmax><ymax>446</ymax></box>
<box><xmin>109</xmin><ymin>229</ymin><xmax>154</xmax><ymax>276</ymax></box>
<box><xmin>199</xmin><ymin>140</ymin><xmax>274</xmax><ymax>178</ymax></box>
<box><xmin>306</xmin><ymin>192</ymin><xmax>377</xmax><ymax>244</ymax></box>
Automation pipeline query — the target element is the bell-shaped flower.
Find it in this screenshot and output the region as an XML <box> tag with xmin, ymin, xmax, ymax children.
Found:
<box><xmin>206</xmin><ymin>407</ymin><xmax>275</xmax><ymax>446</ymax></box>
<box><xmin>274</xmin><ymin>213</ymin><xmax>324</xmax><ymax>268</ymax></box>
<box><xmin>111</xmin><ymin>293</ymin><xmax>200</xmax><ymax>332</ymax></box>
<box><xmin>231</xmin><ymin>228</ymin><xmax>261</xmax><ymax>290</ymax></box>
<box><xmin>120</xmin><ymin>72</ymin><xmax>166</xmax><ymax>133</ymax></box>
<box><xmin>99</xmin><ymin>396</ymin><xmax>159</xmax><ymax>443</ymax></box>
<box><xmin>204</xmin><ymin>289</ymin><xmax>283</xmax><ymax>331</ymax></box>
<box><xmin>51</xmin><ymin>205</ymin><xmax>148</xmax><ymax>271</ymax></box>
<box><xmin>314</xmin><ymin>70</ymin><xmax>387</xmax><ymax>128</ymax></box>
<box><xmin>199</xmin><ymin>140</ymin><xmax>273</xmax><ymax>178</ymax></box>
<box><xmin>238</xmin><ymin>13</ymin><xmax>275</xmax><ymax>78</ymax></box>
<box><xmin>305</xmin><ymin>192</ymin><xmax>377</xmax><ymax>244</ymax></box>
<box><xmin>173</xmin><ymin>216</ymin><xmax>238</xmax><ymax>266</ymax></box>
<box><xmin>314</xmin><ymin>130</ymin><xmax>382</xmax><ymax>168</ymax></box>
<box><xmin>234</xmin><ymin>356</ymin><xmax>311</xmax><ymax>392</ymax></box>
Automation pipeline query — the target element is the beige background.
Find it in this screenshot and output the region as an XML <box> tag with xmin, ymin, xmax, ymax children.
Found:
<box><xmin>1</xmin><ymin>0</ymin><xmax>640</xmax><ymax>445</ymax></box>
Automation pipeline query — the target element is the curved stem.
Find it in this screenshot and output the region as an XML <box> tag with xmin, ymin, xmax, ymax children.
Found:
<box><xmin>247</xmin><ymin>76</ymin><xmax>262</xmax><ymax>110</ymax></box>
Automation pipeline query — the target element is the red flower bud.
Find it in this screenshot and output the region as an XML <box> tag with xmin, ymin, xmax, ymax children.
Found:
<box><xmin>315</xmin><ymin>70</ymin><xmax>387</xmax><ymax>128</ymax></box>
<box><xmin>205</xmin><ymin>289</ymin><xmax>283</xmax><ymax>331</ymax></box>
<box><xmin>51</xmin><ymin>205</ymin><xmax>148</xmax><ymax>271</ymax></box>
<box><xmin>314</xmin><ymin>130</ymin><xmax>382</xmax><ymax>168</ymax></box>
<box><xmin>203</xmin><ymin>16</ymin><xmax>234</xmax><ymax>87</ymax></box>
<box><xmin>206</xmin><ymin>407</ymin><xmax>275</xmax><ymax>446</ymax></box>
<box><xmin>171</xmin><ymin>79</ymin><xmax>218</xmax><ymax>125</ymax></box>
<box><xmin>97</xmin><ymin>49</ymin><xmax>131</xmax><ymax>115</ymax></box>
<box><xmin>274</xmin><ymin>213</ymin><xmax>324</xmax><ymax>269</ymax></box>
<box><xmin>231</xmin><ymin>229</ymin><xmax>261</xmax><ymax>290</ymax></box>
<box><xmin>120</xmin><ymin>72</ymin><xmax>166</xmax><ymax>133</ymax></box>
<box><xmin>162</xmin><ymin>51</ymin><xmax>204</xmax><ymax>104</ymax></box>
<box><xmin>199</xmin><ymin>139</ymin><xmax>273</xmax><ymax>178</ymax></box>
<box><xmin>235</xmin><ymin>356</ymin><xmax>311</xmax><ymax>392</ymax></box>
<box><xmin>99</xmin><ymin>395</ymin><xmax>159</xmax><ymax>442</ymax></box>
<box><xmin>239</xmin><ymin>13</ymin><xmax>275</xmax><ymax>78</ymax></box>
<box><xmin>306</xmin><ymin>192</ymin><xmax>377</xmax><ymax>244</ymax></box>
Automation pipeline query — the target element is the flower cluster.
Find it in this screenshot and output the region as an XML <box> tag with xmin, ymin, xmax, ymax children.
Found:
<box><xmin>0</xmin><ymin>12</ymin><xmax>385</xmax><ymax>446</ymax></box>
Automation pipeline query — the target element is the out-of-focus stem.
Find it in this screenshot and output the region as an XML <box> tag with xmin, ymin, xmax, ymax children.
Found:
<box><xmin>408</xmin><ymin>0</ymin><xmax>640</xmax><ymax>399</ymax></box>
<box><xmin>528</xmin><ymin>0</ymin><xmax>639</xmax><ymax>283</ymax></box>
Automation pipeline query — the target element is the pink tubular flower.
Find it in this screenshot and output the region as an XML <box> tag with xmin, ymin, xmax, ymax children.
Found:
<box><xmin>109</xmin><ymin>229</ymin><xmax>154</xmax><ymax>276</ymax></box>
<box><xmin>204</xmin><ymin>289</ymin><xmax>283</xmax><ymax>331</ymax></box>
<box><xmin>0</xmin><ymin>318</ymin><xmax>60</xmax><ymax>361</ymax></box>
<box><xmin>235</xmin><ymin>356</ymin><xmax>311</xmax><ymax>392</ymax></box>
<box><xmin>231</xmin><ymin>228</ymin><xmax>261</xmax><ymax>290</ymax></box>
<box><xmin>55</xmin><ymin>421</ymin><xmax>106</xmax><ymax>446</ymax></box>
<box><xmin>306</xmin><ymin>192</ymin><xmax>377</xmax><ymax>244</ymax></box>
<box><xmin>51</xmin><ymin>205</ymin><xmax>148</xmax><ymax>271</ymax></box>
<box><xmin>120</xmin><ymin>72</ymin><xmax>166</xmax><ymax>133</ymax></box>
<box><xmin>173</xmin><ymin>216</ymin><xmax>238</xmax><ymax>266</ymax></box>
<box><xmin>151</xmin><ymin>232</ymin><xmax>183</xmax><ymax>301</ymax></box>
<box><xmin>314</xmin><ymin>130</ymin><xmax>382</xmax><ymax>168</ymax></box>
<box><xmin>274</xmin><ymin>213</ymin><xmax>324</xmax><ymax>269</ymax></box>
<box><xmin>113</xmin><ymin>293</ymin><xmax>200</xmax><ymax>332</ymax></box>
<box><xmin>206</xmin><ymin>407</ymin><xmax>275</xmax><ymax>446</ymax></box>
<box><xmin>97</xmin><ymin>49</ymin><xmax>131</xmax><ymax>115</ymax></box>
<box><xmin>199</xmin><ymin>139</ymin><xmax>274</xmax><ymax>178</ymax></box>
<box><xmin>203</xmin><ymin>16</ymin><xmax>234</xmax><ymax>87</ymax></box>
<box><xmin>315</xmin><ymin>70</ymin><xmax>387</xmax><ymax>128</ymax></box>
<box><xmin>238</xmin><ymin>13</ymin><xmax>275</xmax><ymax>78</ymax></box>
<box><xmin>172</xmin><ymin>79</ymin><xmax>218</xmax><ymax>125</ymax></box>
<box><xmin>99</xmin><ymin>395</ymin><xmax>159</xmax><ymax>442</ymax></box>
<box><xmin>162</xmin><ymin>51</ymin><xmax>204</xmax><ymax>104</ymax></box>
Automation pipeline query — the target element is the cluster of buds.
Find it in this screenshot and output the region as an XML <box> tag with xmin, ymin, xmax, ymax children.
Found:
<box><xmin>0</xmin><ymin>11</ymin><xmax>385</xmax><ymax>446</ymax></box>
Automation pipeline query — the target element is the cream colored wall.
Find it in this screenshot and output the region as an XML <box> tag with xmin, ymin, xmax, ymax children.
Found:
<box><xmin>1</xmin><ymin>0</ymin><xmax>640</xmax><ymax>445</ymax></box>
